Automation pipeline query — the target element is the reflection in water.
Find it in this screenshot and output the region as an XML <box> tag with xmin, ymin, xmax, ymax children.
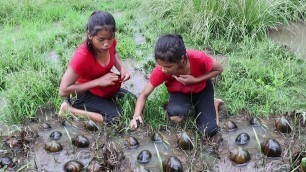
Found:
<box><xmin>268</xmin><ymin>21</ymin><xmax>306</xmax><ymax>58</ymax></box>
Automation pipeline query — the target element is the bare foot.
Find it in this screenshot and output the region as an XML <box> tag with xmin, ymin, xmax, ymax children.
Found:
<box><xmin>214</xmin><ymin>98</ymin><xmax>224</xmax><ymax>109</ymax></box>
<box><xmin>58</xmin><ymin>101</ymin><xmax>69</xmax><ymax>116</ymax></box>
<box><xmin>214</xmin><ymin>98</ymin><xmax>224</xmax><ymax>126</ymax></box>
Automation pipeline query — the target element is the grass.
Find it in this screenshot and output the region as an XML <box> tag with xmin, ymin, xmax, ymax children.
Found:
<box><xmin>0</xmin><ymin>0</ymin><xmax>305</xmax><ymax>131</ymax></box>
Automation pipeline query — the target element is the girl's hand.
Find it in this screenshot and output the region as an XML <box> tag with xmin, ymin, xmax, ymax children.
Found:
<box><xmin>173</xmin><ymin>75</ymin><xmax>198</xmax><ymax>85</ymax></box>
<box><xmin>96</xmin><ymin>73</ymin><xmax>119</xmax><ymax>87</ymax></box>
<box><xmin>120</xmin><ymin>70</ymin><xmax>131</xmax><ymax>82</ymax></box>
<box><xmin>130</xmin><ymin>116</ymin><xmax>143</xmax><ymax>130</ymax></box>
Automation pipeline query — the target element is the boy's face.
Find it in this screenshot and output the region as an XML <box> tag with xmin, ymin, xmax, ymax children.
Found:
<box><xmin>156</xmin><ymin>59</ymin><xmax>180</xmax><ymax>75</ymax></box>
<box><xmin>89</xmin><ymin>30</ymin><xmax>115</xmax><ymax>52</ymax></box>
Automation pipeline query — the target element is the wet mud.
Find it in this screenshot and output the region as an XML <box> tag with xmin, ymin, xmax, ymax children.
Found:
<box><xmin>0</xmin><ymin>104</ymin><xmax>305</xmax><ymax>172</ymax></box>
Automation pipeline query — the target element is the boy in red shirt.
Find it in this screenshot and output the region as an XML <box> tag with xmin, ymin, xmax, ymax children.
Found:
<box><xmin>59</xmin><ymin>11</ymin><xmax>131</xmax><ymax>124</ymax></box>
<box><xmin>130</xmin><ymin>34</ymin><xmax>223</xmax><ymax>138</ymax></box>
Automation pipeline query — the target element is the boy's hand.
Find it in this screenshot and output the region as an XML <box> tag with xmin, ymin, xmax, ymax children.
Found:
<box><xmin>173</xmin><ymin>75</ymin><xmax>198</xmax><ymax>85</ymax></box>
<box><xmin>130</xmin><ymin>116</ymin><xmax>143</xmax><ymax>130</ymax></box>
<box><xmin>120</xmin><ymin>70</ymin><xmax>131</xmax><ymax>82</ymax></box>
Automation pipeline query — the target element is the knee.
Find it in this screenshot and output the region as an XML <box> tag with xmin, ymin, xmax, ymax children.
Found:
<box><xmin>170</xmin><ymin>116</ymin><xmax>184</xmax><ymax>123</ymax></box>
<box><xmin>167</xmin><ymin>104</ymin><xmax>188</xmax><ymax>118</ymax></box>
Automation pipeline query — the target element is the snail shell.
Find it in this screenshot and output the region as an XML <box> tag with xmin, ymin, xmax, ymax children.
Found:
<box><xmin>235</xmin><ymin>133</ymin><xmax>250</xmax><ymax>145</ymax></box>
<box><xmin>50</xmin><ymin>131</ymin><xmax>62</xmax><ymax>140</ymax></box>
<box><xmin>261</xmin><ymin>138</ymin><xmax>282</xmax><ymax>158</ymax></box>
<box><xmin>137</xmin><ymin>150</ymin><xmax>152</xmax><ymax>164</ymax></box>
<box><xmin>87</xmin><ymin>158</ymin><xmax>106</xmax><ymax>172</ymax></box>
<box><xmin>177</xmin><ymin>132</ymin><xmax>193</xmax><ymax>150</ymax></box>
<box><xmin>63</xmin><ymin>160</ymin><xmax>84</xmax><ymax>172</ymax></box>
<box><xmin>224</xmin><ymin>120</ymin><xmax>238</xmax><ymax>132</ymax></box>
<box><xmin>72</xmin><ymin>135</ymin><xmax>90</xmax><ymax>148</ymax></box>
<box><xmin>162</xmin><ymin>156</ymin><xmax>183</xmax><ymax>172</ymax></box>
<box><xmin>125</xmin><ymin>136</ymin><xmax>139</xmax><ymax>149</ymax></box>
<box><xmin>229</xmin><ymin>147</ymin><xmax>251</xmax><ymax>166</ymax></box>
<box><xmin>41</xmin><ymin>123</ymin><xmax>52</xmax><ymax>131</ymax></box>
<box><xmin>62</xmin><ymin>120</ymin><xmax>73</xmax><ymax>127</ymax></box>
<box><xmin>44</xmin><ymin>141</ymin><xmax>63</xmax><ymax>153</ymax></box>
<box><xmin>0</xmin><ymin>156</ymin><xmax>14</xmax><ymax>168</ymax></box>
<box><xmin>275</xmin><ymin>116</ymin><xmax>292</xmax><ymax>133</ymax></box>
<box><xmin>84</xmin><ymin>120</ymin><xmax>98</xmax><ymax>131</ymax></box>
<box><xmin>249</xmin><ymin>117</ymin><xmax>261</xmax><ymax>127</ymax></box>
<box><xmin>151</xmin><ymin>133</ymin><xmax>163</xmax><ymax>143</ymax></box>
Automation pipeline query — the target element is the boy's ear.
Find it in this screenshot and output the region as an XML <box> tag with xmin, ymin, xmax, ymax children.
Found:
<box><xmin>180</xmin><ymin>55</ymin><xmax>187</xmax><ymax>64</ymax></box>
<box><xmin>86</xmin><ymin>31</ymin><xmax>92</xmax><ymax>40</ymax></box>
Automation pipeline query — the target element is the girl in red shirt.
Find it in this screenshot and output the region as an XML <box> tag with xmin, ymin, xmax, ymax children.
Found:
<box><xmin>130</xmin><ymin>34</ymin><xmax>223</xmax><ymax>138</ymax></box>
<box><xmin>59</xmin><ymin>11</ymin><xmax>131</xmax><ymax>124</ymax></box>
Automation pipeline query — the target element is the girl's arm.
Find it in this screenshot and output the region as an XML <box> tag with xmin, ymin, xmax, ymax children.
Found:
<box><xmin>114</xmin><ymin>52</ymin><xmax>130</xmax><ymax>82</ymax></box>
<box><xmin>130</xmin><ymin>82</ymin><xmax>155</xmax><ymax>130</ymax></box>
<box><xmin>59</xmin><ymin>67</ymin><xmax>119</xmax><ymax>97</ymax></box>
<box><xmin>174</xmin><ymin>59</ymin><xmax>223</xmax><ymax>85</ymax></box>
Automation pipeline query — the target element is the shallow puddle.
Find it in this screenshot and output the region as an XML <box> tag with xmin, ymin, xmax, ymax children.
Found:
<box><xmin>268</xmin><ymin>21</ymin><xmax>306</xmax><ymax>58</ymax></box>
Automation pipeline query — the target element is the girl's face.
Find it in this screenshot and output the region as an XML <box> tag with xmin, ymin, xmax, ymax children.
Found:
<box><xmin>156</xmin><ymin>59</ymin><xmax>181</xmax><ymax>75</ymax></box>
<box><xmin>90</xmin><ymin>30</ymin><xmax>115</xmax><ymax>52</ymax></box>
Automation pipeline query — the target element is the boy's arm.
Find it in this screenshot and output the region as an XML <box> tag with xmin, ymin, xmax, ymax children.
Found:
<box><xmin>130</xmin><ymin>82</ymin><xmax>155</xmax><ymax>130</ymax></box>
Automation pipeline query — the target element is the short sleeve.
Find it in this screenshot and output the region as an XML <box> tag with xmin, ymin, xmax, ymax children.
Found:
<box><xmin>69</xmin><ymin>44</ymin><xmax>91</xmax><ymax>76</ymax></box>
<box><xmin>149</xmin><ymin>66</ymin><xmax>168</xmax><ymax>87</ymax></box>
<box><xmin>201</xmin><ymin>53</ymin><xmax>214</xmax><ymax>73</ymax></box>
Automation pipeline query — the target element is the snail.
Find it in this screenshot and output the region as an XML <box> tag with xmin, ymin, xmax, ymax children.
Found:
<box><xmin>224</xmin><ymin>120</ymin><xmax>238</xmax><ymax>132</ymax></box>
<box><xmin>275</xmin><ymin>116</ymin><xmax>292</xmax><ymax>133</ymax></box>
<box><xmin>49</xmin><ymin>131</ymin><xmax>62</xmax><ymax>140</ymax></box>
<box><xmin>125</xmin><ymin>136</ymin><xmax>139</xmax><ymax>149</ymax></box>
<box><xmin>63</xmin><ymin>160</ymin><xmax>84</xmax><ymax>172</ymax></box>
<box><xmin>229</xmin><ymin>146</ymin><xmax>251</xmax><ymax>166</ymax></box>
<box><xmin>235</xmin><ymin>133</ymin><xmax>250</xmax><ymax>145</ymax></box>
<box><xmin>162</xmin><ymin>156</ymin><xmax>183</xmax><ymax>172</ymax></box>
<box><xmin>72</xmin><ymin>135</ymin><xmax>89</xmax><ymax>148</ymax></box>
<box><xmin>261</xmin><ymin>138</ymin><xmax>282</xmax><ymax>158</ymax></box>
<box><xmin>41</xmin><ymin>123</ymin><xmax>52</xmax><ymax>131</ymax></box>
<box><xmin>177</xmin><ymin>132</ymin><xmax>193</xmax><ymax>150</ymax></box>
<box><xmin>137</xmin><ymin>150</ymin><xmax>152</xmax><ymax>164</ymax></box>
<box><xmin>84</xmin><ymin>120</ymin><xmax>98</xmax><ymax>131</ymax></box>
<box><xmin>44</xmin><ymin>141</ymin><xmax>63</xmax><ymax>153</ymax></box>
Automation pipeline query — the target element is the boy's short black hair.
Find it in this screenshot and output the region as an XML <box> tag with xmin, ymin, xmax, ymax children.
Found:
<box><xmin>154</xmin><ymin>34</ymin><xmax>186</xmax><ymax>63</ymax></box>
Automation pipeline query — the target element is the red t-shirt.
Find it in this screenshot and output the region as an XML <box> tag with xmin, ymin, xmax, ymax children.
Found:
<box><xmin>149</xmin><ymin>50</ymin><xmax>213</xmax><ymax>94</ymax></box>
<box><xmin>69</xmin><ymin>39</ymin><xmax>121</xmax><ymax>98</ymax></box>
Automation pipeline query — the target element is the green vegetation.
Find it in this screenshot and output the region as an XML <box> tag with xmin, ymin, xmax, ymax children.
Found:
<box><xmin>0</xmin><ymin>0</ymin><xmax>305</xmax><ymax>128</ymax></box>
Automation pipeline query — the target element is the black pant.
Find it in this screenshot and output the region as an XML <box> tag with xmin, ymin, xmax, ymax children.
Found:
<box><xmin>68</xmin><ymin>88</ymin><xmax>132</xmax><ymax>123</ymax></box>
<box><xmin>167</xmin><ymin>80</ymin><xmax>217</xmax><ymax>137</ymax></box>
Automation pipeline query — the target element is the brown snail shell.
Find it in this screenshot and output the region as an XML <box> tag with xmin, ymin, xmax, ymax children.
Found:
<box><xmin>72</xmin><ymin>135</ymin><xmax>89</xmax><ymax>148</ymax></box>
<box><xmin>62</xmin><ymin>120</ymin><xmax>73</xmax><ymax>127</ymax></box>
<box><xmin>249</xmin><ymin>117</ymin><xmax>261</xmax><ymax>127</ymax></box>
<box><xmin>41</xmin><ymin>123</ymin><xmax>52</xmax><ymax>131</ymax></box>
<box><xmin>63</xmin><ymin>160</ymin><xmax>84</xmax><ymax>172</ymax></box>
<box><xmin>162</xmin><ymin>156</ymin><xmax>183</xmax><ymax>172</ymax></box>
<box><xmin>261</xmin><ymin>138</ymin><xmax>282</xmax><ymax>158</ymax></box>
<box><xmin>84</xmin><ymin>120</ymin><xmax>98</xmax><ymax>131</ymax></box>
<box><xmin>50</xmin><ymin>131</ymin><xmax>62</xmax><ymax>140</ymax></box>
<box><xmin>229</xmin><ymin>147</ymin><xmax>251</xmax><ymax>166</ymax></box>
<box><xmin>137</xmin><ymin>150</ymin><xmax>152</xmax><ymax>164</ymax></box>
<box><xmin>235</xmin><ymin>133</ymin><xmax>250</xmax><ymax>145</ymax></box>
<box><xmin>224</xmin><ymin>120</ymin><xmax>238</xmax><ymax>132</ymax></box>
<box><xmin>44</xmin><ymin>141</ymin><xmax>63</xmax><ymax>153</ymax></box>
<box><xmin>87</xmin><ymin>158</ymin><xmax>107</xmax><ymax>172</ymax></box>
<box><xmin>125</xmin><ymin>136</ymin><xmax>139</xmax><ymax>149</ymax></box>
<box><xmin>177</xmin><ymin>132</ymin><xmax>193</xmax><ymax>150</ymax></box>
<box><xmin>0</xmin><ymin>156</ymin><xmax>14</xmax><ymax>168</ymax></box>
<box><xmin>275</xmin><ymin>116</ymin><xmax>292</xmax><ymax>133</ymax></box>
<box><xmin>151</xmin><ymin>133</ymin><xmax>163</xmax><ymax>143</ymax></box>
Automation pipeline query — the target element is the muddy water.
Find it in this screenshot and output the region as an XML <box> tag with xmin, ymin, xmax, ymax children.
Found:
<box><xmin>268</xmin><ymin>21</ymin><xmax>306</xmax><ymax>58</ymax></box>
<box><xmin>1</xmin><ymin>105</ymin><xmax>305</xmax><ymax>172</ymax></box>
